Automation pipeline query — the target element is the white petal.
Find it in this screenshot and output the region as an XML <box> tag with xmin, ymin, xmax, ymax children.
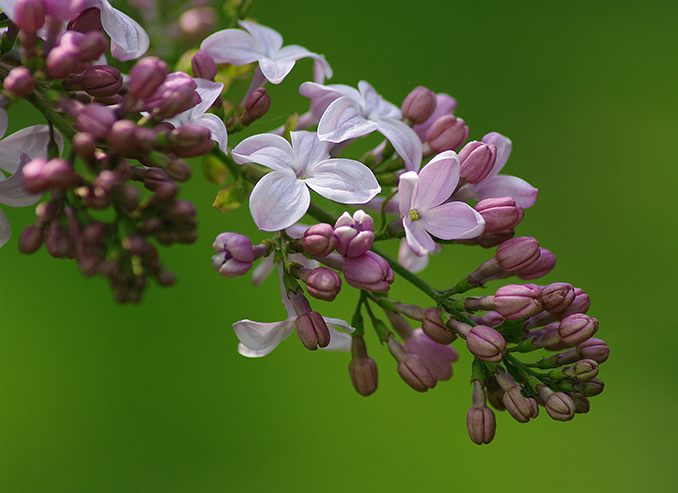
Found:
<box><xmin>233</xmin><ymin>318</ymin><xmax>295</xmax><ymax>356</ymax></box>
<box><xmin>398</xmin><ymin>171</ymin><xmax>418</xmax><ymax>217</ymax></box>
<box><xmin>372</xmin><ymin>117</ymin><xmax>422</xmax><ymax>172</ymax></box>
<box><xmin>474</xmin><ymin>174</ymin><xmax>538</xmax><ymax>208</ymax></box>
<box><xmin>249</xmin><ymin>171</ymin><xmax>310</xmax><ymax>231</ymax></box>
<box><xmin>398</xmin><ymin>238</ymin><xmax>430</xmax><ymax>273</ymax></box>
<box><xmin>413</xmin><ymin>150</ymin><xmax>460</xmax><ymax>211</ymax></box>
<box><xmin>321</xmin><ymin>327</ymin><xmax>352</xmax><ymax>352</ymax></box>
<box><xmin>0</xmin><ymin>208</ymin><xmax>10</xmax><ymax>248</ymax></box>
<box><xmin>200</xmin><ymin>29</ymin><xmax>263</xmax><ymax>65</ymax></box>
<box><xmin>305</xmin><ymin>158</ymin><xmax>380</xmax><ymax>204</ymax></box>
<box><xmin>290</xmin><ymin>131</ymin><xmax>332</xmax><ymax>172</ymax></box>
<box><xmin>232</xmin><ymin>133</ymin><xmax>297</xmax><ymax>172</ymax></box>
<box><xmin>193</xmin><ymin>79</ymin><xmax>224</xmax><ymax>115</ymax></box>
<box><xmin>257</xmin><ymin>56</ymin><xmax>296</xmax><ymax>84</ymax></box>
<box><xmin>299</xmin><ymin>82</ymin><xmax>360</xmax><ymax>102</ymax></box>
<box><xmin>359</xmin><ymin>80</ymin><xmax>401</xmax><ymax>120</ymax></box>
<box><xmin>317</xmin><ymin>97</ymin><xmax>377</xmax><ymax>143</ymax></box>
<box><xmin>195</xmin><ymin>113</ymin><xmax>228</xmax><ymax>153</ymax></box>
<box><xmin>419</xmin><ymin>202</ymin><xmax>485</xmax><ymax>240</ymax></box>
<box><xmin>239</xmin><ymin>20</ymin><xmax>283</xmax><ymax>55</ymax></box>
<box><xmin>403</xmin><ymin>219</ymin><xmax>435</xmax><ymax>256</ymax></box>
<box><xmin>99</xmin><ymin>1</ymin><xmax>150</xmax><ymax>60</ymax></box>
<box><xmin>0</xmin><ymin>125</ymin><xmax>63</xmax><ymax>174</ymax></box>
<box><xmin>0</xmin><ymin>167</ymin><xmax>41</xmax><ymax>207</ymax></box>
<box><xmin>0</xmin><ymin>0</ymin><xmax>16</xmax><ymax>20</ymax></box>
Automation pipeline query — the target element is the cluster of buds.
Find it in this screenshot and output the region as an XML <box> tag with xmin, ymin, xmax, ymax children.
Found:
<box><xmin>0</xmin><ymin>0</ymin><xmax>606</xmax><ymax>444</ymax></box>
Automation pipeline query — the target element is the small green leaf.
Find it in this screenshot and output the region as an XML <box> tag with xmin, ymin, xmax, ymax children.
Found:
<box><xmin>202</xmin><ymin>154</ymin><xmax>229</xmax><ymax>185</ymax></box>
<box><xmin>212</xmin><ymin>182</ymin><xmax>246</xmax><ymax>213</ymax></box>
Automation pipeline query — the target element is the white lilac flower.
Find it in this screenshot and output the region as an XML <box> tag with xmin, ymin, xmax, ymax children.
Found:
<box><xmin>234</xmin><ymin>262</ymin><xmax>353</xmax><ymax>357</ymax></box>
<box><xmin>200</xmin><ymin>20</ymin><xmax>332</xmax><ymax>85</ymax></box>
<box><xmin>164</xmin><ymin>78</ymin><xmax>227</xmax><ymax>153</ymax></box>
<box><xmin>0</xmin><ymin>109</ymin><xmax>63</xmax><ymax>248</ymax></box>
<box><xmin>232</xmin><ymin>131</ymin><xmax>381</xmax><ymax>232</ymax></box>
<box><xmin>399</xmin><ymin>150</ymin><xmax>485</xmax><ymax>256</ymax></box>
<box><xmin>299</xmin><ymin>80</ymin><xmax>423</xmax><ymax>172</ymax></box>
<box><xmin>451</xmin><ymin>132</ymin><xmax>538</xmax><ymax>208</ymax></box>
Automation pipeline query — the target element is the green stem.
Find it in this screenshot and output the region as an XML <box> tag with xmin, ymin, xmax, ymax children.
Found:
<box><xmin>26</xmin><ymin>91</ymin><xmax>76</xmax><ymax>140</ymax></box>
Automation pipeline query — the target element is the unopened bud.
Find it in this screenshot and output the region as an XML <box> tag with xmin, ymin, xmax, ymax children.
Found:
<box><xmin>517</xmin><ymin>247</ymin><xmax>556</xmax><ymax>280</ymax></box>
<box><xmin>4</xmin><ymin>67</ymin><xmax>35</xmax><ymax>97</ymax></box>
<box><xmin>80</xmin><ymin>65</ymin><xmax>123</xmax><ymax>97</ymax></box>
<box><xmin>191</xmin><ymin>50</ymin><xmax>218</xmax><ymax>80</ymax></box>
<box><xmin>558</xmin><ymin>313</ymin><xmax>598</xmax><ymax>347</ymax></box>
<box><xmin>13</xmin><ymin>0</ymin><xmax>46</xmax><ymax>33</ymax></box>
<box><xmin>401</xmin><ymin>86</ymin><xmax>437</xmax><ymax>124</ymax></box>
<box><xmin>128</xmin><ymin>57</ymin><xmax>169</xmax><ymax>99</ymax></box>
<box><xmin>576</xmin><ymin>337</ymin><xmax>609</xmax><ymax>364</ymax></box>
<box><xmin>458</xmin><ymin>141</ymin><xmax>496</xmax><ymax>184</ymax></box>
<box><xmin>425</xmin><ymin>115</ymin><xmax>469</xmax><ymax>153</ymax></box>
<box><xmin>475</xmin><ymin>197</ymin><xmax>524</xmax><ymax>233</ymax></box>
<box><xmin>298</xmin><ymin>223</ymin><xmax>337</xmax><ymax>257</ymax></box>
<box><xmin>421</xmin><ymin>307</ymin><xmax>456</xmax><ymax>344</ymax></box>
<box><xmin>495</xmin><ymin>236</ymin><xmax>541</xmax><ymax>272</ymax></box>
<box><xmin>466</xmin><ymin>325</ymin><xmax>506</xmax><ymax>362</ymax></box>
<box><xmin>349</xmin><ymin>336</ymin><xmax>378</xmax><ymax>396</ymax></box>
<box><xmin>493</xmin><ymin>283</ymin><xmax>542</xmax><ymax>320</ymax></box>
<box><xmin>242</xmin><ymin>87</ymin><xmax>271</xmax><ymax>126</ymax></box>
<box><xmin>295</xmin><ymin>311</ymin><xmax>331</xmax><ymax>350</ymax></box>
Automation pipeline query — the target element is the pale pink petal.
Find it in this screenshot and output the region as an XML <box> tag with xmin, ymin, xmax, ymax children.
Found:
<box><xmin>98</xmin><ymin>1</ymin><xmax>150</xmax><ymax>61</ymax></box>
<box><xmin>290</xmin><ymin>131</ymin><xmax>332</xmax><ymax>172</ymax></box>
<box><xmin>482</xmin><ymin>132</ymin><xmax>512</xmax><ymax>177</ymax></box>
<box><xmin>473</xmin><ymin>174</ymin><xmax>538</xmax><ymax>208</ymax></box>
<box><xmin>398</xmin><ymin>171</ymin><xmax>418</xmax><ymax>217</ymax></box>
<box><xmin>0</xmin><ymin>166</ymin><xmax>41</xmax><ymax>207</ymax></box>
<box><xmin>0</xmin><ymin>126</ymin><xmax>63</xmax><ymax>174</ymax></box>
<box><xmin>398</xmin><ymin>238</ymin><xmax>430</xmax><ymax>273</ymax></box>
<box><xmin>372</xmin><ymin>116</ymin><xmax>422</xmax><ymax>172</ymax></box>
<box><xmin>233</xmin><ymin>318</ymin><xmax>295</xmax><ymax>357</ymax></box>
<box><xmin>403</xmin><ymin>219</ymin><xmax>435</xmax><ymax>256</ymax></box>
<box><xmin>413</xmin><ymin>150</ymin><xmax>460</xmax><ymax>210</ymax></box>
<box><xmin>200</xmin><ymin>29</ymin><xmax>262</xmax><ymax>65</ymax></box>
<box><xmin>0</xmin><ymin>209</ymin><xmax>9</xmax><ymax>248</ymax></box>
<box><xmin>195</xmin><ymin>113</ymin><xmax>228</xmax><ymax>153</ymax></box>
<box><xmin>305</xmin><ymin>159</ymin><xmax>380</xmax><ymax>204</ymax></box>
<box><xmin>418</xmin><ymin>202</ymin><xmax>485</xmax><ymax>240</ymax></box>
<box><xmin>232</xmin><ymin>133</ymin><xmax>297</xmax><ymax>173</ymax></box>
<box><xmin>317</xmin><ymin>97</ymin><xmax>377</xmax><ymax>143</ymax></box>
<box><xmin>359</xmin><ymin>80</ymin><xmax>401</xmax><ymax>120</ymax></box>
<box><xmin>239</xmin><ymin>20</ymin><xmax>283</xmax><ymax>54</ymax></box>
<box><xmin>249</xmin><ymin>171</ymin><xmax>310</xmax><ymax>231</ymax></box>
<box><xmin>258</xmin><ymin>56</ymin><xmax>296</xmax><ymax>84</ymax></box>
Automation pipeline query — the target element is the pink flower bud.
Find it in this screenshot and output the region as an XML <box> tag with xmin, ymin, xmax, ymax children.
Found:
<box><xmin>466</xmin><ymin>325</ymin><xmax>506</xmax><ymax>362</ymax></box>
<box><xmin>128</xmin><ymin>57</ymin><xmax>169</xmax><ymax>99</ymax></box>
<box><xmin>402</xmin><ymin>329</ymin><xmax>458</xmax><ymax>381</ymax></box>
<box><xmin>412</xmin><ymin>93</ymin><xmax>457</xmax><ymax>141</ymax></box>
<box><xmin>45</xmin><ymin>45</ymin><xmax>83</xmax><ymax>79</ymax></box>
<box><xmin>558</xmin><ymin>313</ymin><xmax>598</xmax><ymax>346</ymax></box>
<box><xmin>303</xmin><ymin>267</ymin><xmax>342</xmax><ymax>302</ymax></box>
<box><xmin>458</xmin><ymin>141</ymin><xmax>497</xmax><ymax>184</ymax></box>
<box><xmin>43</xmin><ymin>158</ymin><xmax>79</xmax><ymax>190</ymax></box>
<box><xmin>517</xmin><ymin>248</ymin><xmax>556</xmax><ymax>280</ymax></box>
<box><xmin>475</xmin><ymin>197</ymin><xmax>524</xmax><ymax>233</ymax></box>
<box><xmin>43</xmin><ymin>0</ymin><xmax>85</xmax><ymax>21</ymax></box>
<box><xmin>425</xmin><ymin>115</ymin><xmax>469</xmax><ymax>153</ymax></box>
<box><xmin>349</xmin><ymin>336</ymin><xmax>378</xmax><ymax>396</ymax></box>
<box><xmin>387</xmin><ymin>336</ymin><xmax>437</xmax><ymax>392</ymax></box>
<box><xmin>576</xmin><ymin>337</ymin><xmax>609</xmax><ymax>364</ymax></box>
<box><xmin>170</xmin><ymin>124</ymin><xmax>213</xmax><ymax>157</ymax></box>
<box><xmin>13</xmin><ymin>0</ymin><xmax>46</xmax><ymax>33</ymax></box>
<box><xmin>544</xmin><ymin>391</ymin><xmax>576</xmax><ymax>421</ymax></box>
<box><xmin>570</xmin><ymin>393</ymin><xmax>591</xmax><ymax>414</ymax></box>
<box><xmin>501</xmin><ymin>386</ymin><xmax>539</xmax><ymax>423</ymax></box>
<box><xmin>4</xmin><ymin>67</ymin><xmax>35</xmax><ymax>97</ymax></box>
<box><xmin>211</xmin><ymin>232</ymin><xmax>254</xmax><ymax>278</ymax></box>
<box><xmin>333</xmin><ymin>210</ymin><xmax>374</xmax><ymax>257</ymax></box>
<box><xmin>467</xmin><ymin>405</ymin><xmax>496</xmax><ymax>445</ymax></box>
<box><xmin>298</xmin><ymin>223</ymin><xmax>337</xmax><ymax>257</ymax></box>
<box><xmin>22</xmin><ymin>158</ymin><xmax>49</xmax><ymax>193</ymax></box>
<box><xmin>421</xmin><ymin>307</ymin><xmax>456</xmax><ymax>344</ymax></box>
<box><xmin>493</xmin><ymin>283</ymin><xmax>542</xmax><ymax>320</ymax></box>
<box><xmin>67</xmin><ymin>7</ymin><xmax>103</xmax><ymax>33</ymax></box>
<box><xmin>401</xmin><ymin>86</ymin><xmax>437</xmax><ymax>124</ymax></box>
<box><xmin>191</xmin><ymin>50</ymin><xmax>218</xmax><ymax>80</ymax></box>
<box><xmin>74</xmin><ymin>104</ymin><xmax>117</xmax><ymax>139</ymax></box>
<box><xmin>19</xmin><ymin>224</ymin><xmax>44</xmax><ymax>253</ymax></box>
<box><xmin>343</xmin><ymin>251</ymin><xmax>394</xmax><ymax>293</ymax></box>
<box><xmin>179</xmin><ymin>7</ymin><xmax>217</xmax><ymax>40</ymax></box>
<box><xmin>495</xmin><ymin>236</ymin><xmax>541</xmax><ymax>272</ymax></box>
<box><xmin>294</xmin><ymin>311</ymin><xmax>331</xmax><ymax>350</ymax></box>
<box><xmin>559</xmin><ymin>288</ymin><xmax>591</xmax><ymax>317</ymax></box>
<box><xmin>80</xmin><ymin>65</ymin><xmax>123</xmax><ymax>97</ymax></box>
<box><xmin>242</xmin><ymin>87</ymin><xmax>271</xmax><ymax>125</ymax></box>
<box><xmin>540</xmin><ymin>282</ymin><xmax>575</xmax><ymax>313</ymax></box>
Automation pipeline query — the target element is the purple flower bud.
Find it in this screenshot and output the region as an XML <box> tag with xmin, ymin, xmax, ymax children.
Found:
<box><xmin>19</xmin><ymin>224</ymin><xmax>44</xmax><ymax>253</ymax></box>
<box><xmin>402</xmin><ymin>328</ymin><xmax>458</xmax><ymax>381</ymax></box>
<box><xmin>349</xmin><ymin>336</ymin><xmax>378</xmax><ymax>396</ymax></box>
<box><xmin>558</xmin><ymin>313</ymin><xmax>598</xmax><ymax>346</ymax></box>
<box><xmin>421</xmin><ymin>307</ymin><xmax>457</xmax><ymax>344</ymax></box>
<box><xmin>13</xmin><ymin>0</ymin><xmax>46</xmax><ymax>33</ymax></box>
<box><xmin>465</xmin><ymin>325</ymin><xmax>506</xmax><ymax>362</ymax></box>
<box><xmin>387</xmin><ymin>336</ymin><xmax>437</xmax><ymax>392</ymax></box>
<box><xmin>401</xmin><ymin>86</ymin><xmax>437</xmax><ymax>124</ymax></box>
<box><xmin>425</xmin><ymin>115</ymin><xmax>469</xmax><ymax>153</ymax></box>
<box><xmin>295</xmin><ymin>311</ymin><xmax>331</xmax><ymax>350</ymax></box>
<box><xmin>73</xmin><ymin>104</ymin><xmax>117</xmax><ymax>139</ymax></box>
<box><xmin>170</xmin><ymin>124</ymin><xmax>213</xmax><ymax>157</ymax></box>
<box><xmin>44</xmin><ymin>220</ymin><xmax>72</xmax><ymax>258</ymax></box>
<box><xmin>298</xmin><ymin>223</ymin><xmax>337</xmax><ymax>257</ymax></box>
<box><xmin>242</xmin><ymin>88</ymin><xmax>271</xmax><ymax>126</ymax></box>
<box><xmin>67</xmin><ymin>7</ymin><xmax>103</xmax><ymax>33</ymax></box>
<box><xmin>493</xmin><ymin>283</ymin><xmax>542</xmax><ymax>320</ymax></box>
<box><xmin>58</xmin><ymin>30</ymin><xmax>108</xmax><ymax>63</ymax></box>
<box><xmin>80</xmin><ymin>65</ymin><xmax>123</xmax><ymax>97</ymax></box>
<box><xmin>458</xmin><ymin>141</ymin><xmax>497</xmax><ymax>184</ymax></box>
<box><xmin>211</xmin><ymin>232</ymin><xmax>254</xmax><ymax>278</ymax></box>
<box><xmin>570</xmin><ymin>393</ymin><xmax>591</xmax><ymax>414</ymax></box>
<box><xmin>502</xmin><ymin>386</ymin><xmax>539</xmax><ymax>423</ymax></box>
<box><xmin>475</xmin><ymin>197</ymin><xmax>524</xmax><ymax>233</ymax></box>
<box><xmin>572</xmin><ymin>359</ymin><xmax>600</xmax><ymax>381</ymax></box>
<box><xmin>191</xmin><ymin>50</ymin><xmax>218</xmax><ymax>80</ymax></box>
<box><xmin>333</xmin><ymin>210</ymin><xmax>374</xmax><ymax>257</ymax></box>
<box><xmin>343</xmin><ymin>251</ymin><xmax>394</xmax><ymax>293</ymax></box>
<box><xmin>576</xmin><ymin>337</ymin><xmax>609</xmax><ymax>364</ymax></box>
<box><xmin>302</xmin><ymin>267</ymin><xmax>342</xmax><ymax>302</ymax></box>
<box><xmin>4</xmin><ymin>67</ymin><xmax>35</xmax><ymax>97</ymax></box>
<box><xmin>544</xmin><ymin>391</ymin><xmax>576</xmax><ymax>421</ymax></box>
<box><xmin>144</xmin><ymin>73</ymin><xmax>200</xmax><ymax>119</ymax></box>
<box><xmin>179</xmin><ymin>7</ymin><xmax>217</xmax><ymax>40</ymax></box>
<box><xmin>517</xmin><ymin>247</ymin><xmax>556</xmax><ymax>280</ymax></box>
<box><xmin>495</xmin><ymin>236</ymin><xmax>541</xmax><ymax>272</ymax></box>
<box><xmin>570</xmin><ymin>378</ymin><xmax>605</xmax><ymax>397</ymax></box>
<box><xmin>43</xmin><ymin>0</ymin><xmax>86</xmax><ymax>21</ymax></box>
<box><xmin>45</xmin><ymin>45</ymin><xmax>83</xmax><ymax>79</ymax></box>
<box><xmin>413</xmin><ymin>93</ymin><xmax>457</xmax><ymax>141</ymax></box>
<box><xmin>540</xmin><ymin>282</ymin><xmax>575</xmax><ymax>313</ymax></box>
<box><xmin>128</xmin><ymin>57</ymin><xmax>169</xmax><ymax>99</ymax></box>
<box><xmin>43</xmin><ymin>158</ymin><xmax>79</xmax><ymax>190</ymax></box>
<box><xmin>467</xmin><ymin>405</ymin><xmax>496</xmax><ymax>445</ymax></box>
<box><xmin>106</xmin><ymin>120</ymin><xmax>138</xmax><ymax>155</ymax></box>
<box><xmin>559</xmin><ymin>288</ymin><xmax>591</xmax><ymax>317</ymax></box>
<box><xmin>72</xmin><ymin>132</ymin><xmax>97</xmax><ymax>160</ymax></box>
<box><xmin>22</xmin><ymin>158</ymin><xmax>49</xmax><ymax>193</ymax></box>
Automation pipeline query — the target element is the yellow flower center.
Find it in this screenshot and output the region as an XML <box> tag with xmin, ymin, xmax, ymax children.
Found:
<box><xmin>409</xmin><ymin>209</ymin><xmax>420</xmax><ymax>221</ymax></box>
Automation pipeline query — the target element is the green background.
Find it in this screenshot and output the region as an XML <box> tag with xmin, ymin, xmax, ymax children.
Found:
<box><xmin>2</xmin><ymin>0</ymin><xmax>677</xmax><ymax>491</ymax></box>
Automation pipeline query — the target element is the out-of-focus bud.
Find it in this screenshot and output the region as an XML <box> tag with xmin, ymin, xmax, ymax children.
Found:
<box><xmin>569</xmin><ymin>393</ymin><xmax>591</xmax><ymax>414</ymax></box>
<box><xmin>467</xmin><ymin>380</ymin><xmax>496</xmax><ymax>445</ymax></box>
<box><xmin>18</xmin><ymin>224</ymin><xmax>44</xmax><ymax>253</ymax></box>
<box><xmin>128</xmin><ymin>57</ymin><xmax>169</xmax><ymax>99</ymax></box>
<box><xmin>191</xmin><ymin>50</ymin><xmax>218</xmax><ymax>80</ymax></box>
<box><xmin>294</xmin><ymin>311</ymin><xmax>331</xmax><ymax>350</ymax></box>
<box><xmin>387</xmin><ymin>335</ymin><xmax>437</xmax><ymax>392</ymax></box>
<box><xmin>211</xmin><ymin>232</ymin><xmax>254</xmax><ymax>278</ymax></box>
<box><xmin>333</xmin><ymin>209</ymin><xmax>374</xmax><ymax>257</ymax></box>
<box><xmin>493</xmin><ymin>283</ymin><xmax>542</xmax><ymax>320</ymax></box>
<box><xmin>517</xmin><ymin>247</ymin><xmax>556</xmax><ymax>280</ymax></box>
<box><xmin>401</xmin><ymin>86</ymin><xmax>437</xmax><ymax>124</ymax></box>
<box><xmin>302</xmin><ymin>267</ymin><xmax>342</xmax><ymax>302</ymax></box>
<box><xmin>179</xmin><ymin>7</ymin><xmax>217</xmax><ymax>40</ymax></box>
<box><xmin>169</xmin><ymin>124</ymin><xmax>213</xmax><ymax>157</ymax></box>
<box><xmin>475</xmin><ymin>197</ymin><xmax>524</xmax><ymax>233</ymax></box>
<box><xmin>343</xmin><ymin>251</ymin><xmax>394</xmax><ymax>293</ymax></box>
<box><xmin>536</xmin><ymin>385</ymin><xmax>576</xmax><ymax>421</ymax></box>
<box><xmin>402</xmin><ymin>328</ymin><xmax>458</xmax><ymax>381</ymax></box>
<box><xmin>496</xmin><ymin>236</ymin><xmax>541</xmax><ymax>272</ymax></box>
<box><xmin>150</xmin><ymin>83</ymin><xmax>201</xmax><ymax>120</ymax></box>
<box><xmin>413</xmin><ymin>93</ymin><xmax>457</xmax><ymax>141</ymax></box>
<box><xmin>425</xmin><ymin>115</ymin><xmax>469</xmax><ymax>153</ymax></box>
<box><xmin>564</xmin><ymin>378</ymin><xmax>604</xmax><ymax>397</ymax></box>
<box><xmin>242</xmin><ymin>87</ymin><xmax>271</xmax><ymax>126</ymax></box>
<box><xmin>13</xmin><ymin>0</ymin><xmax>46</xmax><ymax>33</ymax></box>
<box><xmin>67</xmin><ymin>7</ymin><xmax>103</xmax><ymax>33</ymax></box>
<box><xmin>298</xmin><ymin>223</ymin><xmax>337</xmax><ymax>257</ymax></box>
<box><xmin>465</xmin><ymin>325</ymin><xmax>506</xmax><ymax>363</ymax></box>
<box><xmin>348</xmin><ymin>336</ymin><xmax>378</xmax><ymax>396</ymax></box>
<box><xmin>4</xmin><ymin>67</ymin><xmax>35</xmax><ymax>98</ymax></box>
<box><xmin>559</xmin><ymin>288</ymin><xmax>591</xmax><ymax>317</ymax></box>
<box><xmin>43</xmin><ymin>158</ymin><xmax>79</xmax><ymax>190</ymax></box>
<box><xmin>458</xmin><ymin>141</ymin><xmax>497</xmax><ymax>184</ymax></box>
<box><xmin>576</xmin><ymin>337</ymin><xmax>609</xmax><ymax>363</ymax></box>
<box><xmin>106</xmin><ymin>120</ymin><xmax>138</xmax><ymax>155</ymax></box>
<box><xmin>558</xmin><ymin>313</ymin><xmax>598</xmax><ymax>346</ymax></box>
<box><xmin>80</xmin><ymin>65</ymin><xmax>123</xmax><ymax>97</ymax></box>
<box><xmin>43</xmin><ymin>0</ymin><xmax>85</xmax><ymax>21</ymax></box>
<box><xmin>421</xmin><ymin>307</ymin><xmax>456</xmax><ymax>344</ymax></box>
<box><xmin>73</xmin><ymin>104</ymin><xmax>117</xmax><ymax>139</ymax></box>
<box><xmin>22</xmin><ymin>158</ymin><xmax>51</xmax><ymax>193</ymax></box>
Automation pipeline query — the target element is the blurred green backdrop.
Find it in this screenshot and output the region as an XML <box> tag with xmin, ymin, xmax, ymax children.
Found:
<box><xmin>2</xmin><ymin>0</ymin><xmax>677</xmax><ymax>491</ymax></box>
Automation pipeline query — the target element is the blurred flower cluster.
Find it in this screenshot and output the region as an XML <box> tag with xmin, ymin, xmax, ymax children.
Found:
<box><xmin>0</xmin><ymin>0</ymin><xmax>607</xmax><ymax>443</ymax></box>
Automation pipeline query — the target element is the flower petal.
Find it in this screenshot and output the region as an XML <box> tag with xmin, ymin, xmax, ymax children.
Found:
<box><xmin>317</xmin><ymin>97</ymin><xmax>377</xmax><ymax>143</ymax></box>
<box><xmin>0</xmin><ymin>125</ymin><xmax>63</xmax><ymax>174</ymax></box>
<box><xmin>0</xmin><ymin>208</ymin><xmax>10</xmax><ymax>249</ymax></box>
<box><xmin>98</xmin><ymin>0</ymin><xmax>150</xmax><ymax>61</ymax></box>
<box><xmin>239</xmin><ymin>20</ymin><xmax>283</xmax><ymax>55</ymax></box>
<box><xmin>0</xmin><ymin>108</ymin><xmax>7</xmax><ymax>140</ymax></box>
<box><xmin>359</xmin><ymin>80</ymin><xmax>401</xmax><ymax>120</ymax></box>
<box><xmin>403</xmin><ymin>218</ymin><xmax>435</xmax><ymax>256</ymax></box>
<box><xmin>372</xmin><ymin>116</ymin><xmax>422</xmax><ymax>172</ymax></box>
<box><xmin>257</xmin><ymin>56</ymin><xmax>296</xmax><ymax>84</ymax></box>
<box><xmin>482</xmin><ymin>132</ymin><xmax>512</xmax><ymax>177</ymax></box>
<box><xmin>200</xmin><ymin>28</ymin><xmax>262</xmax><ymax>65</ymax></box>
<box><xmin>413</xmin><ymin>150</ymin><xmax>460</xmax><ymax>211</ymax></box>
<box><xmin>473</xmin><ymin>174</ymin><xmax>538</xmax><ymax>208</ymax></box>
<box><xmin>419</xmin><ymin>201</ymin><xmax>485</xmax><ymax>240</ymax></box>
<box><xmin>249</xmin><ymin>171</ymin><xmax>310</xmax><ymax>231</ymax></box>
<box><xmin>398</xmin><ymin>238</ymin><xmax>430</xmax><ymax>273</ymax></box>
<box><xmin>195</xmin><ymin>113</ymin><xmax>228</xmax><ymax>153</ymax></box>
<box><xmin>305</xmin><ymin>158</ymin><xmax>381</xmax><ymax>204</ymax></box>
<box><xmin>398</xmin><ymin>171</ymin><xmax>418</xmax><ymax>217</ymax></box>
<box><xmin>232</xmin><ymin>133</ymin><xmax>297</xmax><ymax>172</ymax></box>
<box><xmin>0</xmin><ymin>166</ymin><xmax>41</xmax><ymax>207</ymax></box>
<box><xmin>321</xmin><ymin>325</ymin><xmax>352</xmax><ymax>352</ymax></box>
<box><xmin>290</xmin><ymin>131</ymin><xmax>332</xmax><ymax>172</ymax></box>
<box><xmin>233</xmin><ymin>318</ymin><xmax>295</xmax><ymax>357</ymax></box>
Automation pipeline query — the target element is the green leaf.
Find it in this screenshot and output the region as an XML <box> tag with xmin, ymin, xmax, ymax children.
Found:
<box><xmin>212</xmin><ymin>182</ymin><xmax>246</xmax><ymax>213</ymax></box>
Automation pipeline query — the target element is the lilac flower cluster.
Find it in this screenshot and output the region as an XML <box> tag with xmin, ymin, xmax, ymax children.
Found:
<box><xmin>0</xmin><ymin>0</ymin><xmax>607</xmax><ymax>444</ymax></box>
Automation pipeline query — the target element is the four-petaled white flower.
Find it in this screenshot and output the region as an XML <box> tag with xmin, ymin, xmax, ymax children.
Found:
<box><xmin>201</xmin><ymin>20</ymin><xmax>332</xmax><ymax>85</ymax></box>
<box><xmin>451</xmin><ymin>132</ymin><xmax>538</xmax><ymax>208</ymax></box>
<box><xmin>165</xmin><ymin>78</ymin><xmax>227</xmax><ymax>153</ymax></box>
<box><xmin>232</xmin><ymin>131</ymin><xmax>381</xmax><ymax>232</ymax></box>
<box><xmin>234</xmin><ymin>261</ymin><xmax>354</xmax><ymax>357</ymax></box>
<box><xmin>299</xmin><ymin>80</ymin><xmax>423</xmax><ymax>172</ymax></box>
<box><xmin>399</xmin><ymin>150</ymin><xmax>485</xmax><ymax>256</ymax></box>
<box><xmin>0</xmin><ymin>109</ymin><xmax>63</xmax><ymax>248</ymax></box>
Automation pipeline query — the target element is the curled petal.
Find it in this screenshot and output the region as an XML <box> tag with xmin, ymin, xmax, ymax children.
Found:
<box><xmin>372</xmin><ymin>117</ymin><xmax>422</xmax><ymax>172</ymax></box>
<box><xmin>195</xmin><ymin>113</ymin><xmax>228</xmax><ymax>153</ymax></box>
<box><xmin>239</xmin><ymin>20</ymin><xmax>283</xmax><ymax>54</ymax></box>
<box><xmin>403</xmin><ymin>219</ymin><xmax>436</xmax><ymax>256</ymax></box>
<box><xmin>317</xmin><ymin>96</ymin><xmax>377</xmax><ymax>143</ymax></box>
<box><xmin>412</xmin><ymin>150</ymin><xmax>459</xmax><ymax>210</ymax></box>
<box><xmin>200</xmin><ymin>29</ymin><xmax>262</xmax><ymax>65</ymax></box>
<box><xmin>0</xmin><ymin>165</ymin><xmax>41</xmax><ymax>207</ymax></box>
<box><xmin>249</xmin><ymin>171</ymin><xmax>310</xmax><ymax>231</ymax></box>
<box><xmin>482</xmin><ymin>132</ymin><xmax>512</xmax><ymax>177</ymax></box>
<box><xmin>419</xmin><ymin>202</ymin><xmax>485</xmax><ymax>240</ymax></box>
<box><xmin>0</xmin><ymin>126</ymin><xmax>63</xmax><ymax>174</ymax></box>
<box><xmin>233</xmin><ymin>318</ymin><xmax>295</xmax><ymax>357</ymax></box>
<box><xmin>473</xmin><ymin>174</ymin><xmax>538</xmax><ymax>209</ymax></box>
<box><xmin>98</xmin><ymin>1</ymin><xmax>150</xmax><ymax>61</ymax></box>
